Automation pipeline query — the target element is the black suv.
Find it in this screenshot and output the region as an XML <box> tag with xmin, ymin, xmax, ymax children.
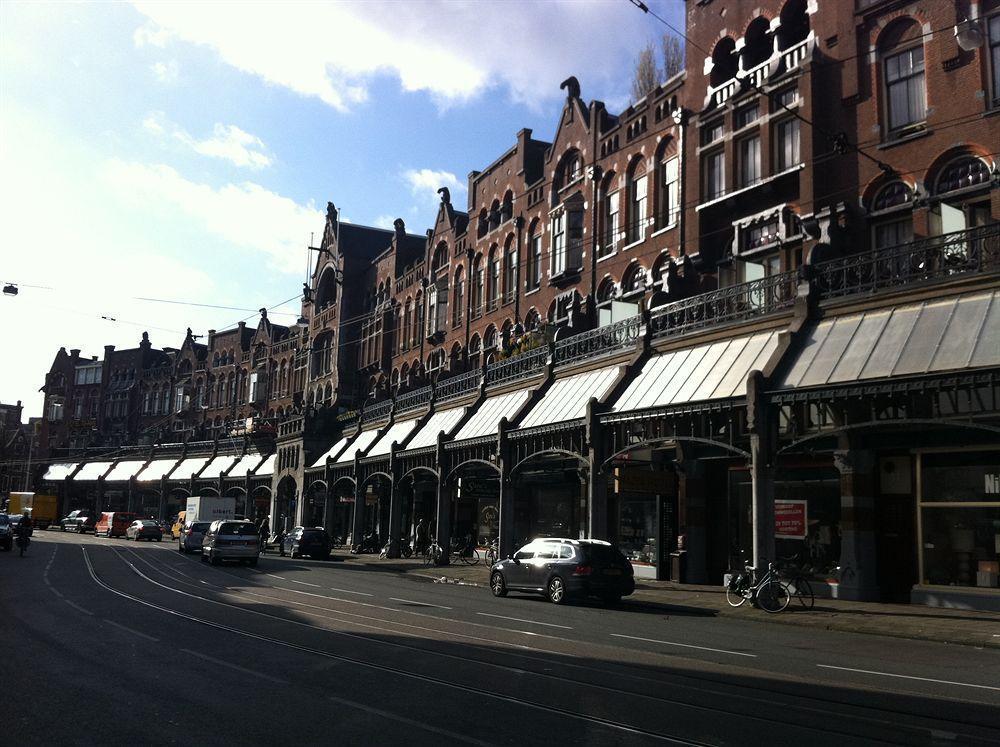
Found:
<box><xmin>280</xmin><ymin>527</ymin><xmax>332</xmax><ymax>560</ymax></box>
<box><xmin>489</xmin><ymin>538</ymin><xmax>635</xmax><ymax>605</ymax></box>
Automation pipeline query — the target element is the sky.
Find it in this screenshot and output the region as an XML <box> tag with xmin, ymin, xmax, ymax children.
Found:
<box><xmin>0</xmin><ymin>0</ymin><xmax>685</xmax><ymax>419</ymax></box>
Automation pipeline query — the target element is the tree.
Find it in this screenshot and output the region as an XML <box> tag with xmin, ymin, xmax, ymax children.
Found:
<box><xmin>630</xmin><ymin>42</ymin><xmax>658</xmax><ymax>102</ymax></box>
<box><xmin>661</xmin><ymin>33</ymin><xmax>684</xmax><ymax>80</ymax></box>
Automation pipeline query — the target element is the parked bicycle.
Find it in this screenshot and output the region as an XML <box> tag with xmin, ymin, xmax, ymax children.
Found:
<box><xmin>484</xmin><ymin>538</ymin><xmax>499</xmax><ymax>567</ymax></box>
<box><xmin>726</xmin><ymin>562</ymin><xmax>790</xmax><ymax>613</ymax></box>
<box><xmin>775</xmin><ymin>553</ymin><xmax>815</xmax><ymax>610</ymax></box>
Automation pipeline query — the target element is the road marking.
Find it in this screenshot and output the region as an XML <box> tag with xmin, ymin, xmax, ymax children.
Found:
<box><xmin>265</xmin><ymin>574</ymin><xmax>286</xmax><ymax>580</ymax></box>
<box><xmin>476</xmin><ymin>613</ymin><xmax>572</xmax><ymax>630</ymax></box>
<box><xmin>290</xmin><ymin>580</ymin><xmax>321</xmax><ymax>588</ymax></box>
<box><xmin>389</xmin><ymin>597</ymin><xmax>452</xmax><ymax>610</ymax></box>
<box><xmin>328</xmin><ymin>586</ymin><xmax>373</xmax><ymax>597</ymax></box>
<box><xmin>816</xmin><ymin>664</ymin><xmax>1000</xmax><ymax>692</ymax></box>
<box><xmin>611</xmin><ymin>633</ymin><xmax>757</xmax><ymax>658</ymax></box>
<box><xmin>103</xmin><ymin>618</ymin><xmax>159</xmax><ymax>642</ymax></box>
<box><xmin>328</xmin><ymin>695</ymin><xmax>492</xmax><ymax>746</ymax></box>
<box><xmin>63</xmin><ymin>599</ymin><xmax>93</xmax><ymax>616</ymax></box>
<box><xmin>181</xmin><ymin>648</ymin><xmax>288</xmax><ymax>684</ymax></box>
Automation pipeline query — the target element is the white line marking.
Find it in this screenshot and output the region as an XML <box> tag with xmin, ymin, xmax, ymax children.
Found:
<box><xmin>611</xmin><ymin>633</ymin><xmax>757</xmax><ymax>658</ymax></box>
<box><xmin>265</xmin><ymin>574</ymin><xmax>286</xmax><ymax>580</ymax></box>
<box><xmin>181</xmin><ymin>648</ymin><xmax>288</xmax><ymax>684</ymax></box>
<box><xmin>328</xmin><ymin>695</ymin><xmax>492</xmax><ymax>746</ymax></box>
<box><xmin>290</xmin><ymin>580</ymin><xmax>321</xmax><ymax>588</ymax></box>
<box><xmin>103</xmin><ymin>619</ymin><xmax>160</xmax><ymax>642</ymax></box>
<box><xmin>389</xmin><ymin>597</ymin><xmax>452</xmax><ymax>610</ymax></box>
<box><xmin>477</xmin><ymin>613</ymin><xmax>573</xmax><ymax>630</ymax></box>
<box><xmin>63</xmin><ymin>599</ymin><xmax>93</xmax><ymax>616</ymax></box>
<box><xmin>328</xmin><ymin>586</ymin><xmax>373</xmax><ymax>597</ymax></box>
<box><xmin>816</xmin><ymin>664</ymin><xmax>1000</xmax><ymax>692</ymax></box>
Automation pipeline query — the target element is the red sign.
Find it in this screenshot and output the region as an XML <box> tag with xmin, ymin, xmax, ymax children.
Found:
<box><xmin>774</xmin><ymin>500</ymin><xmax>807</xmax><ymax>539</ymax></box>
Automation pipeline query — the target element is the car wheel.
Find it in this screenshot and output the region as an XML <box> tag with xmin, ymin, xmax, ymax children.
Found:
<box><xmin>490</xmin><ymin>571</ymin><xmax>508</xmax><ymax>598</ymax></box>
<box><xmin>546</xmin><ymin>576</ymin><xmax>567</xmax><ymax>605</ymax></box>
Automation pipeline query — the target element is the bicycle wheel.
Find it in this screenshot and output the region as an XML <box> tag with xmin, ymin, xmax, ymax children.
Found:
<box><xmin>485</xmin><ymin>548</ymin><xmax>497</xmax><ymax>567</ymax></box>
<box><xmin>788</xmin><ymin>576</ymin><xmax>814</xmax><ymax>610</ymax></box>
<box><xmin>758</xmin><ymin>579</ymin><xmax>790</xmax><ymax>613</ymax></box>
<box><xmin>725</xmin><ymin>584</ymin><xmax>748</xmax><ymax>608</ymax></box>
<box><xmin>461</xmin><ymin>548</ymin><xmax>480</xmax><ymax>566</ymax></box>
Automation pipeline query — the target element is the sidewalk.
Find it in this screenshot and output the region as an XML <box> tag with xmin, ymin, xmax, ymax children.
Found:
<box><xmin>329</xmin><ymin>551</ymin><xmax>1000</xmax><ymax>650</ymax></box>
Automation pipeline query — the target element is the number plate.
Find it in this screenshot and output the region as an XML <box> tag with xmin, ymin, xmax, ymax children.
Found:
<box><xmin>604</xmin><ymin>568</ymin><xmax>622</xmax><ymax>576</ymax></box>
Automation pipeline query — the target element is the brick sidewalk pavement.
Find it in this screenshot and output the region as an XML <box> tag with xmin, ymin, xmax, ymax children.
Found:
<box><xmin>330</xmin><ymin>551</ymin><xmax>1000</xmax><ymax>650</ymax></box>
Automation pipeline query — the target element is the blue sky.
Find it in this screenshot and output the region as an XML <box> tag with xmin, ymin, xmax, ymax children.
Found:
<box><xmin>0</xmin><ymin>1</ymin><xmax>685</xmax><ymax>417</ymax></box>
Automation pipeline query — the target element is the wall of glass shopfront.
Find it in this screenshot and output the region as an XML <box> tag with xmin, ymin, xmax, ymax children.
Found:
<box><xmin>613</xmin><ymin>465</ymin><xmax>676</xmax><ymax>579</ymax></box>
<box><xmin>917</xmin><ymin>449</ymin><xmax>1000</xmax><ymax>595</ymax></box>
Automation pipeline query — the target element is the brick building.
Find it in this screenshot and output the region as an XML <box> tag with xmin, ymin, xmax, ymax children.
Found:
<box><xmin>32</xmin><ymin>0</ymin><xmax>1000</xmax><ymax>608</ymax></box>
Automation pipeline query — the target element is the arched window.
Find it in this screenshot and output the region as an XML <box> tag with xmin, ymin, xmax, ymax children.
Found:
<box><xmin>742</xmin><ymin>17</ymin><xmax>771</xmax><ymax>72</ymax></box>
<box><xmin>413</xmin><ymin>290</ymin><xmax>424</xmax><ymax>348</ymax></box>
<box><xmin>622</xmin><ymin>264</ymin><xmax>648</xmax><ymax>296</ymax></box>
<box><xmin>503</xmin><ymin>237</ymin><xmax>517</xmax><ymax>303</ymax></box>
<box><xmin>930</xmin><ymin>155</ymin><xmax>994</xmax><ymax>234</ymax></box>
<box><xmin>402</xmin><ymin>298</ymin><xmax>413</xmax><ymax>350</ymax></box>
<box><xmin>488</xmin><ymin>199</ymin><xmax>501</xmax><ymax>232</ymax></box>
<box><xmin>777</xmin><ymin>0</ymin><xmax>810</xmax><ymax>51</ymax></box>
<box><xmin>487</xmin><ymin>245</ymin><xmax>501</xmax><ymax>310</ymax></box>
<box><xmin>524</xmin><ymin>308</ymin><xmax>540</xmax><ymax>332</ymax></box>
<box><xmin>477</xmin><ymin>208</ymin><xmax>489</xmax><ymax>239</ymax></box>
<box><xmin>879</xmin><ymin>18</ymin><xmax>926</xmax><ymax>136</ymax></box>
<box><xmin>709</xmin><ymin>37</ymin><xmax>737</xmax><ymax>87</ymax></box>
<box><xmin>484</xmin><ymin>325</ymin><xmax>498</xmax><ymax>351</ymax></box>
<box><xmin>626</xmin><ymin>158</ymin><xmax>648</xmax><ymax>243</ymax></box>
<box><xmin>471</xmin><ymin>254</ymin><xmax>485</xmax><ymax>318</ymax></box>
<box><xmin>453</xmin><ymin>267</ymin><xmax>465</xmax><ymax>328</ymax></box>
<box><xmin>934</xmin><ymin>156</ymin><xmax>992</xmax><ymax>195</ymax></box>
<box><xmin>526</xmin><ymin>221</ymin><xmax>542</xmax><ymax>291</ymax></box>
<box><xmin>469</xmin><ymin>334</ymin><xmax>482</xmax><ymax>370</ymax></box>
<box><xmin>870</xmin><ymin>180</ymin><xmax>914</xmax><ymax>250</ymax></box>
<box><xmin>871</xmin><ymin>180</ymin><xmax>913</xmax><ymax>212</ymax></box>
<box><xmin>599</xmin><ymin>171</ymin><xmax>619</xmax><ymax>259</ymax></box>
<box><xmin>656</xmin><ymin>141</ymin><xmax>679</xmax><ymax>229</ymax></box>
<box><xmin>500</xmin><ymin>191</ymin><xmax>513</xmax><ymax>223</ymax></box>
<box><xmin>315</xmin><ymin>265</ymin><xmax>339</xmax><ymax>309</ymax></box>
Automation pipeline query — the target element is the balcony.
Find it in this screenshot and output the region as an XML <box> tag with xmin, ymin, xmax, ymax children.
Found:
<box><xmin>651</xmin><ymin>270</ymin><xmax>799</xmax><ymax>339</ymax></box>
<box><xmin>812</xmin><ymin>224</ymin><xmax>1000</xmax><ymax>301</ymax></box>
<box><xmin>361</xmin><ymin>399</ymin><xmax>393</xmax><ymax>424</ymax></box>
<box><xmin>486</xmin><ymin>346</ymin><xmax>547</xmax><ymax>387</ymax></box>
<box><xmin>554</xmin><ymin>315</ymin><xmax>643</xmax><ymax>368</ymax></box>
<box><xmin>312</xmin><ymin>305</ymin><xmax>337</xmax><ymax>331</ymax></box>
<box><xmin>435</xmin><ymin>368</ymin><xmax>482</xmax><ymax>402</ymax></box>
<box><xmin>395</xmin><ymin>385</ymin><xmax>433</xmax><ymax>414</ymax></box>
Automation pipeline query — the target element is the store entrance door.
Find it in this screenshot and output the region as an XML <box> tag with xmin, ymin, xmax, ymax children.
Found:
<box><xmin>875</xmin><ymin>494</ymin><xmax>916</xmax><ymax>602</ymax></box>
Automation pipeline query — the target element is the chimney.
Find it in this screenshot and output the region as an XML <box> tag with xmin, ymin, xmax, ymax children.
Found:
<box><xmin>393</xmin><ymin>218</ymin><xmax>406</xmax><ymax>243</ymax></box>
<box><xmin>207</xmin><ymin>329</ymin><xmax>216</xmax><ymax>347</ymax></box>
<box><xmin>140</xmin><ymin>331</ymin><xmax>151</xmax><ymax>350</ymax></box>
<box><xmin>70</xmin><ymin>348</ymin><xmax>81</xmax><ymax>359</ymax></box>
<box><xmin>104</xmin><ymin>345</ymin><xmax>115</xmax><ymax>354</ymax></box>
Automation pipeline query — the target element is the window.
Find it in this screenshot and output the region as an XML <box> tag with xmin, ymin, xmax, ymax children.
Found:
<box><xmin>701</xmin><ymin>119</ymin><xmax>724</xmax><ymax>145</ymax></box>
<box><xmin>745</xmin><ymin>217</ymin><xmax>780</xmax><ymax>251</ymax></box>
<box><xmin>600</xmin><ymin>190</ymin><xmax>619</xmax><ymax>258</ymax></box>
<box><xmin>628</xmin><ymin>172</ymin><xmax>647</xmax><ymax>242</ymax></box>
<box><xmin>551</xmin><ymin>212</ymin><xmax>566</xmax><ymax>275</ymax></box>
<box><xmin>452</xmin><ymin>269</ymin><xmax>465</xmax><ymax>327</ymax></box>
<box><xmin>75</xmin><ymin>366</ymin><xmax>100</xmax><ymax>385</ymax></box>
<box><xmin>775</xmin><ymin>118</ymin><xmax>800</xmax><ymax>172</ymax></box>
<box><xmin>567</xmin><ymin>209</ymin><xmax>584</xmax><ymax>270</ymax></box>
<box><xmin>488</xmin><ymin>250</ymin><xmax>501</xmax><ymax>309</ymax></box>
<box><xmin>704</xmin><ymin>150</ymin><xmax>725</xmax><ymax>199</ymax></box>
<box><xmin>872</xmin><ymin>180</ymin><xmax>913</xmax><ymax>212</ymax></box>
<box><xmin>772</xmin><ymin>86</ymin><xmax>798</xmax><ymax>109</ymax></box>
<box><xmin>738</xmin><ymin>135</ymin><xmax>761</xmax><ymax>188</ymax></box>
<box><xmin>736</xmin><ymin>104</ymin><xmax>759</xmax><ymax>129</ymax></box>
<box><xmin>884</xmin><ymin>46</ymin><xmax>926</xmax><ymax>132</ymax></box>
<box><xmin>934</xmin><ymin>156</ymin><xmax>992</xmax><ymax>195</ymax></box>
<box><xmin>503</xmin><ymin>243</ymin><xmax>517</xmax><ymax>302</ymax></box>
<box><xmin>472</xmin><ymin>256</ymin><xmax>484</xmax><ymax>317</ymax></box>
<box><xmin>991</xmin><ymin>15</ymin><xmax>1000</xmax><ymax>107</ymax></box>
<box><xmin>527</xmin><ymin>232</ymin><xmax>542</xmax><ymax>291</ymax></box>
<box><xmin>874</xmin><ymin>217</ymin><xmax>913</xmax><ymax>249</ymax></box>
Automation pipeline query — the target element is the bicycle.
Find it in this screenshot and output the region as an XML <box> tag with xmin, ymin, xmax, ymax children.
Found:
<box><xmin>484</xmin><ymin>538</ymin><xmax>499</xmax><ymax>567</ymax></box>
<box><xmin>726</xmin><ymin>562</ymin><xmax>790</xmax><ymax>613</ymax></box>
<box><xmin>450</xmin><ymin>537</ymin><xmax>480</xmax><ymax>566</ymax></box>
<box><xmin>423</xmin><ymin>540</ymin><xmax>443</xmax><ymax>566</ymax></box>
<box><xmin>775</xmin><ymin>554</ymin><xmax>815</xmax><ymax>610</ymax></box>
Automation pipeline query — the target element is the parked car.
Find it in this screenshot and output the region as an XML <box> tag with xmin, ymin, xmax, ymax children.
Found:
<box><xmin>95</xmin><ymin>511</ymin><xmax>137</xmax><ymax>538</ymax></box>
<box><xmin>177</xmin><ymin>521</ymin><xmax>211</xmax><ymax>554</ymax></box>
<box><xmin>489</xmin><ymin>538</ymin><xmax>635</xmax><ymax>605</ymax></box>
<box><xmin>60</xmin><ymin>510</ymin><xmax>97</xmax><ymax>533</ymax></box>
<box><xmin>280</xmin><ymin>527</ymin><xmax>331</xmax><ymax>560</ymax></box>
<box><xmin>125</xmin><ymin>519</ymin><xmax>163</xmax><ymax>542</ymax></box>
<box><xmin>0</xmin><ymin>514</ymin><xmax>12</xmax><ymax>551</ymax></box>
<box><xmin>7</xmin><ymin>514</ymin><xmax>32</xmax><ymax>538</ymax></box>
<box><xmin>201</xmin><ymin>520</ymin><xmax>259</xmax><ymax>566</ymax></box>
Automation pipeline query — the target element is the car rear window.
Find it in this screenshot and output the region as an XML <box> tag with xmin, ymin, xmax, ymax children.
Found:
<box><xmin>301</xmin><ymin>529</ymin><xmax>324</xmax><ymax>539</ymax></box>
<box><xmin>189</xmin><ymin>522</ymin><xmax>210</xmax><ymax>532</ymax></box>
<box><xmin>139</xmin><ymin>520</ymin><xmax>158</xmax><ymax>527</ymax></box>
<box><xmin>219</xmin><ymin>522</ymin><xmax>257</xmax><ymax>536</ymax></box>
<box><xmin>582</xmin><ymin>545</ymin><xmax>626</xmax><ymax>566</ymax></box>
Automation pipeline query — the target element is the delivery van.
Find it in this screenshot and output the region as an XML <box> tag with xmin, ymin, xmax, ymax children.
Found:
<box><xmin>95</xmin><ymin>511</ymin><xmax>137</xmax><ymax>538</ymax></box>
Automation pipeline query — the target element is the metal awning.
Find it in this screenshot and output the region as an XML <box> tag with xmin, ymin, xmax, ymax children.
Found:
<box><xmin>103</xmin><ymin>460</ymin><xmax>148</xmax><ymax>482</ymax></box>
<box><xmin>252</xmin><ymin>454</ymin><xmax>277</xmax><ymax>476</ymax></box>
<box><xmin>225</xmin><ymin>453</ymin><xmax>263</xmax><ymax>478</ymax></box>
<box><xmin>171</xmin><ymin>456</ymin><xmax>210</xmax><ymax>480</ymax></box>
<box><xmin>406</xmin><ymin>407</ymin><xmax>467</xmax><ymax>450</ymax></box>
<box><xmin>73</xmin><ymin>461</ymin><xmax>113</xmax><ymax>481</ymax></box>
<box><xmin>368</xmin><ymin>419</ymin><xmax>419</xmax><ymax>457</ymax></box>
<box><xmin>454</xmin><ymin>390</ymin><xmax>530</xmax><ymax>441</ymax></box>
<box><xmin>781</xmin><ymin>290</ymin><xmax>1000</xmax><ymax>389</ymax></box>
<box><xmin>334</xmin><ymin>429</ymin><xmax>380</xmax><ymax>464</ymax></box>
<box><xmin>310</xmin><ymin>436</ymin><xmax>352</xmax><ymax>468</ymax></box>
<box><xmin>613</xmin><ymin>331</ymin><xmax>779</xmax><ymax>412</ymax></box>
<box><xmin>199</xmin><ymin>455</ymin><xmax>240</xmax><ymax>479</ymax></box>
<box><xmin>136</xmin><ymin>458</ymin><xmax>179</xmax><ymax>482</ymax></box>
<box><xmin>520</xmin><ymin>367</ymin><xmax>620</xmax><ymax>428</ymax></box>
<box><xmin>42</xmin><ymin>463</ymin><xmax>77</xmax><ymax>481</ymax></box>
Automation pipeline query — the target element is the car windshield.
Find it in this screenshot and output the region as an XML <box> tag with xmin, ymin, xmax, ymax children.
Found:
<box><xmin>219</xmin><ymin>522</ymin><xmax>257</xmax><ymax>536</ymax></box>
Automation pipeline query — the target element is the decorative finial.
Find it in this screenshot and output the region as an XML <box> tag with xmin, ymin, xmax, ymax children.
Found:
<box><xmin>560</xmin><ymin>76</ymin><xmax>581</xmax><ymax>100</ymax></box>
<box><xmin>437</xmin><ymin>187</ymin><xmax>451</xmax><ymax>205</ymax></box>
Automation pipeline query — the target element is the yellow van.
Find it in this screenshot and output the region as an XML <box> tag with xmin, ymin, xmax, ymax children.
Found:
<box><xmin>170</xmin><ymin>510</ymin><xmax>186</xmax><ymax>539</ymax></box>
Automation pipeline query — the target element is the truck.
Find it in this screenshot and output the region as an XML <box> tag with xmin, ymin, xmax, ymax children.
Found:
<box><xmin>5</xmin><ymin>492</ymin><xmax>59</xmax><ymax>529</ymax></box>
<box><xmin>184</xmin><ymin>495</ymin><xmax>236</xmax><ymax>526</ymax></box>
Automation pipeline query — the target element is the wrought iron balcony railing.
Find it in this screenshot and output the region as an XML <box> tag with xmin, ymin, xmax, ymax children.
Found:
<box><xmin>650</xmin><ymin>270</ymin><xmax>798</xmax><ymax>340</ymax></box>
<box><xmin>361</xmin><ymin>399</ymin><xmax>393</xmax><ymax>423</ymax></box>
<box><xmin>812</xmin><ymin>224</ymin><xmax>1000</xmax><ymax>301</ymax></box>
<box><xmin>486</xmin><ymin>346</ymin><xmax>547</xmax><ymax>387</ymax></box>
<box><xmin>434</xmin><ymin>368</ymin><xmax>482</xmax><ymax>402</ymax></box>
<box><xmin>395</xmin><ymin>385</ymin><xmax>433</xmax><ymax>413</ymax></box>
<box><xmin>554</xmin><ymin>315</ymin><xmax>642</xmax><ymax>368</ymax></box>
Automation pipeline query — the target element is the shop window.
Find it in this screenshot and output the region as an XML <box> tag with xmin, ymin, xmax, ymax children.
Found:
<box><xmin>773</xmin><ymin>468</ymin><xmax>842</xmax><ymax>580</ymax></box>
<box><xmin>919</xmin><ymin>451</ymin><xmax>1000</xmax><ymax>588</ymax></box>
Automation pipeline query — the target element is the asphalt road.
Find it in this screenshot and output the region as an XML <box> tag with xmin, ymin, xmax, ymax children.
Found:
<box><xmin>3</xmin><ymin>532</ymin><xmax>999</xmax><ymax>746</ymax></box>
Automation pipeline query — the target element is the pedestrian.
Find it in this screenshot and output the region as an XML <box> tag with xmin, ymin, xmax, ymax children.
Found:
<box><xmin>415</xmin><ymin>517</ymin><xmax>428</xmax><ymax>556</ymax></box>
<box><xmin>258</xmin><ymin>515</ymin><xmax>270</xmax><ymax>555</ymax></box>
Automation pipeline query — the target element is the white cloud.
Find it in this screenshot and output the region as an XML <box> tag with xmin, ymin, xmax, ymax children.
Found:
<box><xmin>144</xmin><ymin>112</ymin><xmax>273</xmax><ymax>169</ymax></box>
<box><xmin>402</xmin><ymin>168</ymin><xmax>465</xmax><ymax>208</ymax></box>
<box><xmin>151</xmin><ymin>59</ymin><xmax>179</xmax><ymax>83</ymax></box>
<box><xmin>131</xmin><ymin>1</ymin><xmax>660</xmax><ymax>111</ymax></box>
<box><xmin>372</xmin><ymin>214</ymin><xmax>396</xmax><ymax>230</ymax></box>
<box><xmin>133</xmin><ymin>20</ymin><xmax>171</xmax><ymax>48</ymax></box>
<box><xmin>102</xmin><ymin>159</ymin><xmax>321</xmax><ymax>273</ymax></box>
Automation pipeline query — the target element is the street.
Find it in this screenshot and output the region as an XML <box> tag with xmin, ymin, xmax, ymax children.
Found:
<box><xmin>3</xmin><ymin>532</ymin><xmax>999</xmax><ymax>746</ymax></box>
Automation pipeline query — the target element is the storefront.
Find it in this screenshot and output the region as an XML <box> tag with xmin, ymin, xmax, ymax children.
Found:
<box><xmin>511</xmin><ymin>457</ymin><xmax>586</xmax><ymax>548</ymax></box>
<box><xmin>455</xmin><ymin>476</ymin><xmax>498</xmax><ymax>547</ymax></box>
<box><xmin>613</xmin><ymin>464</ymin><xmax>675</xmax><ymax>579</ymax></box>
<box><xmin>914</xmin><ymin>448</ymin><xmax>1000</xmax><ymax>609</ymax></box>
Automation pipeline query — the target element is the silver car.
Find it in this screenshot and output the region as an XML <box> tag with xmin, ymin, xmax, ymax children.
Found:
<box><xmin>178</xmin><ymin>521</ymin><xmax>211</xmax><ymax>554</ymax></box>
<box><xmin>201</xmin><ymin>520</ymin><xmax>259</xmax><ymax>566</ymax></box>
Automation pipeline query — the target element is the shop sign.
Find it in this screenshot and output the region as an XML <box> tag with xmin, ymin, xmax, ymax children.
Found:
<box><xmin>774</xmin><ymin>500</ymin><xmax>807</xmax><ymax>539</ymax></box>
<box><xmin>459</xmin><ymin>477</ymin><xmax>499</xmax><ymax>501</ymax></box>
<box><xmin>337</xmin><ymin>496</ymin><xmax>354</xmax><ymax>504</ymax></box>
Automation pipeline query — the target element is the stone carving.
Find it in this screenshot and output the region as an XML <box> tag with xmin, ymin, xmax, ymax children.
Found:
<box><xmin>560</xmin><ymin>76</ymin><xmax>581</xmax><ymax>99</ymax></box>
<box><xmin>437</xmin><ymin>187</ymin><xmax>450</xmax><ymax>205</ymax></box>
